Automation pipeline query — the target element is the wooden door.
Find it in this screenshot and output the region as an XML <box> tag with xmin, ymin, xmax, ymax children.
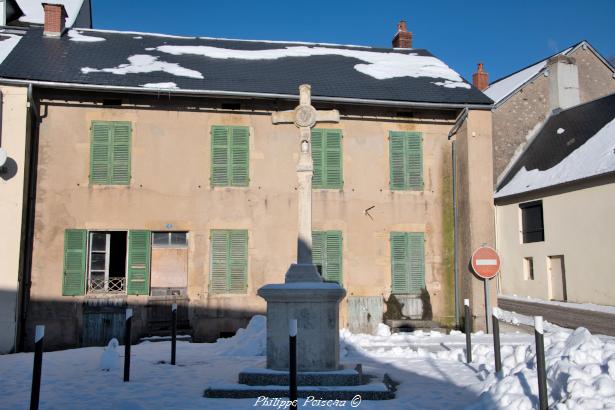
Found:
<box><xmin>548</xmin><ymin>255</ymin><xmax>567</xmax><ymax>301</ymax></box>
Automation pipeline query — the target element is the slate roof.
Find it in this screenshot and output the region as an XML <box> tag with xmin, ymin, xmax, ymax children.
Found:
<box><xmin>0</xmin><ymin>27</ymin><xmax>492</xmax><ymax>106</ymax></box>
<box><xmin>484</xmin><ymin>41</ymin><xmax>615</xmax><ymax>107</ymax></box>
<box><xmin>495</xmin><ymin>93</ymin><xmax>615</xmax><ymax>198</ymax></box>
<box><xmin>8</xmin><ymin>0</ymin><xmax>90</xmax><ymax>28</ymax></box>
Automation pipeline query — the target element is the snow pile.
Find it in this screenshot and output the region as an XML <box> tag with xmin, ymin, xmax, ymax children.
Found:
<box><xmin>82</xmin><ymin>55</ymin><xmax>204</xmax><ymax>79</ymax></box>
<box><xmin>68</xmin><ymin>30</ymin><xmax>105</xmax><ymax>42</ymax></box>
<box><xmin>470</xmin><ymin>327</ymin><xmax>615</xmax><ymax>409</ymax></box>
<box><xmin>376</xmin><ymin>323</ymin><xmax>392</xmax><ymax>337</ymax></box>
<box><xmin>0</xmin><ymin>33</ymin><xmax>22</xmax><ymax>64</ymax></box>
<box><xmin>208</xmin><ymin>315</ymin><xmax>266</xmax><ymax>356</ymax></box>
<box><xmin>496</xmin><ymin>117</ymin><xmax>615</xmax><ymax>197</ymax></box>
<box><xmin>154</xmin><ymin>45</ymin><xmax>470</xmax><ymax>87</ymax></box>
<box><xmin>142</xmin><ymin>82</ymin><xmax>178</xmax><ymax>89</ymax></box>
<box><xmin>98</xmin><ymin>338</ymin><xmax>120</xmax><ymax>371</ymax></box>
<box><xmin>16</xmin><ymin>0</ymin><xmax>84</xmax><ymax>27</ymax></box>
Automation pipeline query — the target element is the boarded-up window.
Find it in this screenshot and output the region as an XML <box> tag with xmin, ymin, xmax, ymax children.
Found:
<box><xmin>210</xmin><ymin>126</ymin><xmax>249</xmax><ymax>187</ymax></box>
<box><xmin>209</xmin><ymin>230</ymin><xmax>248</xmax><ymax>294</ymax></box>
<box><xmin>151</xmin><ymin>232</ymin><xmax>188</xmax><ymax>296</ymax></box>
<box><xmin>89</xmin><ymin>121</ymin><xmax>132</xmax><ymax>185</ymax></box>
<box><xmin>312</xmin><ymin>128</ymin><xmax>343</xmax><ymax>189</ymax></box>
<box><xmin>312</xmin><ymin>230</ymin><xmax>343</xmax><ymax>284</ymax></box>
<box><xmin>390</xmin><ymin>232</ymin><xmax>425</xmax><ymax>295</ymax></box>
<box><xmin>389</xmin><ymin>131</ymin><xmax>423</xmax><ymax>190</ymax></box>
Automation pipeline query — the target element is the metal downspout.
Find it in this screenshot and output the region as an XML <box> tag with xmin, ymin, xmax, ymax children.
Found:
<box><xmin>452</xmin><ymin>140</ymin><xmax>460</xmax><ymax>328</ymax></box>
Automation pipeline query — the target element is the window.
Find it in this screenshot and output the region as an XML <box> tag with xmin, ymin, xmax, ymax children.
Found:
<box><xmin>152</xmin><ymin>232</ymin><xmax>188</xmax><ymax>248</ymax></box>
<box><xmin>312</xmin><ymin>129</ymin><xmax>343</xmax><ymax>189</ymax></box>
<box><xmin>389</xmin><ymin>131</ymin><xmax>423</xmax><ymax>190</ymax></box>
<box><xmin>151</xmin><ymin>232</ymin><xmax>188</xmax><ymax>296</ymax></box>
<box><xmin>62</xmin><ymin>229</ymin><xmax>151</xmax><ymax>296</ymax></box>
<box><xmin>209</xmin><ymin>230</ymin><xmax>248</xmax><ymax>294</ymax></box>
<box><xmin>524</xmin><ymin>257</ymin><xmax>534</xmax><ymax>280</ymax></box>
<box><xmin>520</xmin><ymin>201</ymin><xmax>544</xmax><ymax>243</ymax></box>
<box><xmin>211</xmin><ymin>126</ymin><xmax>249</xmax><ymax>187</ymax></box>
<box><xmin>90</xmin><ymin>121</ymin><xmax>132</xmax><ymax>185</ymax></box>
<box><xmin>312</xmin><ymin>231</ymin><xmax>343</xmax><ymax>284</ymax></box>
<box><xmin>390</xmin><ymin>232</ymin><xmax>425</xmax><ymax>294</ymax></box>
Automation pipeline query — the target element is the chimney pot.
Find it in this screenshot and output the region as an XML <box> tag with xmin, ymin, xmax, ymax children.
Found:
<box><xmin>472</xmin><ymin>62</ymin><xmax>489</xmax><ymax>91</ymax></box>
<box><xmin>42</xmin><ymin>3</ymin><xmax>67</xmax><ymax>37</ymax></box>
<box><xmin>392</xmin><ymin>19</ymin><xmax>412</xmax><ymax>49</ymax></box>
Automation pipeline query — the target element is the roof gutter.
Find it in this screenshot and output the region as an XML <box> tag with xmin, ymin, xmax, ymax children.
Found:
<box><xmin>0</xmin><ymin>78</ymin><xmax>493</xmax><ymax>110</ymax></box>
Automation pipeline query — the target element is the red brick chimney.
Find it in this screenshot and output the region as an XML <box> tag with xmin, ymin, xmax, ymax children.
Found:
<box><xmin>42</xmin><ymin>3</ymin><xmax>67</xmax><ymax>37</ymax></box>
<box><xmin>392</xmin><ymin>20</ymin><xmax>413</xmax><ymax>49</ymax></box>
<box><xmin>472</xmin><ymin>63</ymin><xmax>489</xmax><ymax>91</ymax></box>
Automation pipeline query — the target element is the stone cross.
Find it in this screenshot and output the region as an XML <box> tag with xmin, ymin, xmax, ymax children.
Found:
<box><xmin>272</xmin><ymin>84</ymin><xmax>340</xmax><ymax>281</ymax></box>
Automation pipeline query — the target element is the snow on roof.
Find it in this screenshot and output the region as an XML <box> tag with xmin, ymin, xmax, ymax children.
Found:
<box><xmin>495</xmin><ymin>116</ymin><xmax>615</xmax><ymax>198</ymax></box>
<box><xmin>484</xmin><ymin>46</ymin><xmax>573</xmax><ymax>105</ymax></box>
<box><xmin>0</xmin><ymin>32</ymin><xmax>22</xmax><ymax>65</ymax></box>
<box><xmin>140</xmin><ymin>44</ymin><xmax>470</xmax><ymax>86</ymax></box>
<box><xmin>16</xmin><ymin>0</ymin><xmax>84</xmax><ymax>27</ymax></box>
<box><xmin>68</xmin><ymin>29</ymin><xmax>104</xmax><ymax>42</ymax></box>
<box><xmin>81</xmin><ymin>55</ymin><xmax>204</xmax><ymax>79</ymax></box>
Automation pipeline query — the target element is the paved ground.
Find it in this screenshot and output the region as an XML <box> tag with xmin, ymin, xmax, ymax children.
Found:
<box><xmin>499</xmin><ymin>298</ymin><xmax>615</xmax><ymax>337</ymax></box>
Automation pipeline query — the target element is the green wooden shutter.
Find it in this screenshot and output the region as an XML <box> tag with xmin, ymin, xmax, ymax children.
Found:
<box><xmin>390</xmin><ymin>232</ymin><xmax>409</xmax><ymax>294</ymax></box>
<box><xmin>211</xmin><ymin>126</ymin><xmax>230</xmax><ymax>186</ymax></box>
<box><xmin>389</xmin><ymin>131</ymin><xmax>423</xmax><ymax>190</ymax></box>
<box><xmin>210</xmin><ymin>230</ymin><xmax>229</xmax><ymax>294</ymax></box>
<box><xmin>228</xmin><ymin>230</ymin><xmax>248</xmax><ymax>293</ymax></box>
<box><xmin>311</xmin><ymin>129</ymin><xmax>324</xmax><ymax>188</ymax></box>
<box><xmin>230</xmin><ymin>127</ymin><xmax>249</xmax><ymax>186</ymax></box>
<box><xmin>312</xmin><ymin>231</ymin><xmax>324</xmax><ymax>275</ymax></box>
<box><xmin>62</xmin><ymin>229</ymin><xmax>87</xmax><ymax>296</ymax></box>
<box><xmin>408</xmin><ymin>232</ymin><xmax>425</xmax><ymax>294</ymax></box>
<box><xmin>110</xmin><ymin>122</ymin><xmax>131</xmax><ymax>185</ymax></box>
<box><xmin>389</xmin><ymin>132</ymin><xmax>406</xmax><ymax>190</ymax></box>
<box><xmin>324</xmin><ymin>231</ymin><xmax>342</xmax><ymax>284</ymax></box>
<box><xmin>406</xmin><ymin>132</ymin><xmax>423</xmax><ymax>190</ymax></box>
<box><xmin>90</xmin><ymin>122</ymin><xmax>112</xmax><ymax>184</ymax></box>
<box><xmin>324</xmin><ymin>130</ymin><xmax>343</xmax><ymax>189</ymax></box>
<box><xmin>127</xmin><ymin>230</ymin><xmax>151</xmax><ymax>295</ymax></box>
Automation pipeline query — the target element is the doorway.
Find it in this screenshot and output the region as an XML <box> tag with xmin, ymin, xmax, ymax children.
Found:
<box><xmin>547</xmin><ymin>255</ymin><xmax>567</xmax><ymax>301</ymax></box>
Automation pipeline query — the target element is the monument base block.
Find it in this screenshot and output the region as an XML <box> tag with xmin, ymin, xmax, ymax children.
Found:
<box><xmin>258</xmin><ymin>281</ymin><xmax>346</xmax><ymax>372</ymax></box>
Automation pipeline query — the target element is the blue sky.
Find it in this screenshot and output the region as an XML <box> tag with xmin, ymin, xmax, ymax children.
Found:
<box><xmin>92</xmin><ymin>0</ymin><xmax>615</xmax><ymax>83</ymax></box>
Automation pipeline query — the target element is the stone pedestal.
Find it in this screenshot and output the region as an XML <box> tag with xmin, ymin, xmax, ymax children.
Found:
<box><xmin>258</xmin><ymin>279</ymin><xmax>346</xmax><ymax>372</ymax></box>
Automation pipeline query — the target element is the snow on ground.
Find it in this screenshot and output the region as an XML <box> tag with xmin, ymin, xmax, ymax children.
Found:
<box><xmin>500</xmin><ymin>294</ymin><xmax>615</xmax><ymax>316</ymax></box>
<box><xmin>82</xmin><ymin>55</ymin><xmax>204</xmax><ymax>79</ymax></box>
<box><xmin>495</xmin><ymin>116</ymin><xmax>615</xmax><ymax>198</ymax></box>
<box><xmin>154</xmin><ymin>44</ymin><xmax>470</xmax><ymax>86</ymax></box>
<box><xmin>1</xmin><ymin>314</ymin><xmax>614</xmax><ymax>409</ymax></box>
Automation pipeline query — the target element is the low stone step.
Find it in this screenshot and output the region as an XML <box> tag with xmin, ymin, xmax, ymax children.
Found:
<box><xmin>239</xmin><ymin>367</ymin><xmax>363</xmax><ymax>386</ymax></box>
<box><xmin>204</xmin><ymin>382</ymin><xmax>395</xmax><ymax>400</ymax></box>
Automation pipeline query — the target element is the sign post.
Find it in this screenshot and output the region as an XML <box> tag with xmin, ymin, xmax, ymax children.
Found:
<box><xmin>471</xmin><ymin>246</ymin><xmax>501</xmax><ymax>334</ymax></box>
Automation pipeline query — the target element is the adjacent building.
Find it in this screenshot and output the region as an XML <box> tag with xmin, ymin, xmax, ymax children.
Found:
<box><xmin>0</xmin><ymin>9</ymin><xmax>496</xmax><ymax>350</ymax></box>
<box><xmin>494</xmin><ymin>92</ymin><xmax>615</xmax><ymax>305</ymax></box>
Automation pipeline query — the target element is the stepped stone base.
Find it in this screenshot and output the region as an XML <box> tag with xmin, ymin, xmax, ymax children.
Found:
<box><xmin>204</xmin><ymin>383</ymin><xmax>395</xmax><ymax>400</ymax></box>
<box><xmin>239</xmin><ymin>366</ymin><xmax>363</xmax><ymax>386</ymax></box>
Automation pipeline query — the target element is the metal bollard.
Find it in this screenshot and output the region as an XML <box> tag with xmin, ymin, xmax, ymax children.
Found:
<box><xmin>30</xmin><ymin>325</ymin><xmax>44</xmax><ymax>410</ymax></box>
<box><xmin>492</xmin><ymin>310</ymin><xmax>502</xmax><ymax>373</ymax></box>
<box><xmin>535</xmin><ymin>316</ymin><xmax>548</xmax><ymax>410</ymax></box>
<box><xmin>289</xmin><ymin>319</ymin><xmax>298</xmax><ymax>410</ymax></box>
<box><xmin>464</xmin><ymin>299</ymin><xmax>472</xmax><ymax>363</ymax></box>
<box><xmin>124</xmin><ymin>308</ymin><xmax>132</xmax><ymax>382</ymax></box>
<box><xmin>171</xmin><ymin>303</ymin><xmax>177</xmax><ymax>365</ymax></box>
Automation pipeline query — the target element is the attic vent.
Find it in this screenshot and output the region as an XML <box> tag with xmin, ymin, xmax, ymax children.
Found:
<box><xmin>102</xmin><ymin>98</ymin><xmax>123</xmax><ymax>106</ymax></box>
<box><xmin>221</xmin><ymin>102</ymin><xmax>241</xmax><ymax>110</ymax></box>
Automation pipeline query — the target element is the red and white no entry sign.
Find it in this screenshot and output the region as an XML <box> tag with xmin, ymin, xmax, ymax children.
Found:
<box><xmin>471</xmin><ymin>246</ymin><xmax>501</xmax><ymax>279</ymax></box>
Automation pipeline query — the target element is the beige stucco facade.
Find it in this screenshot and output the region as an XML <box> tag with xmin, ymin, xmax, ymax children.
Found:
<box><xmin>492</xmin><ymin>45</ymin><xmax>615</xmax><ymax>184</ymax></box>
<box><xmin>495</xmin><ymin>179</ymin><xmax>615</xmax><ymax>306</ymax></box>
<box><xmin>0</xmin><ymin>85</ymin><xmax>29</xmax><ymax>353</ymax></box>
<box><xmin>22</xmin><ymin>90</ymin><xmax>494</xmax><ymax>349</ymax></box>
